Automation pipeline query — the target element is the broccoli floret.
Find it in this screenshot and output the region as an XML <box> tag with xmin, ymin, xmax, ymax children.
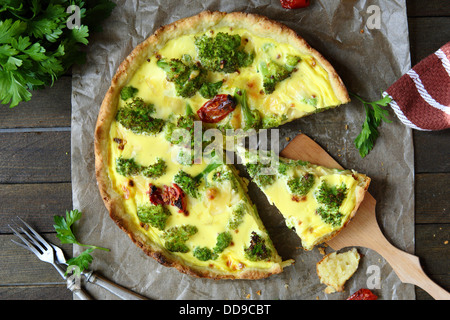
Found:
<box><xmin>211</xmin><ymin>167</ymin><xmax>239</xmax><ymax>192</ymax></box>
<box><xmin>287</xmin><ymin>173</ymin><xmax>315</xmax><ymax>196</ymax></box>
<box><xmin>120</xmin><ymin>86</ymin><xmax>138</xmax><ymax>101</ymax></box>
<box><xmin>193</xmin><ymin>246</ymin><xmax>216</xmax><ymax>261</ymax></box>
<box><xmin>261</xmin><ymin>113</ymin><xmax>288</xmax><ymax>129</ymax></box>
<box><xmin>315</xmin><ymin>181</ymin><xmax>347</xmax><ymax>209</ymax></box>
<box><xmin>116</xmin><ymin>97</ymin><xmax>164</xmax><ymax>135</ymax></box>
<box><xmin>162</xmin><ymin>225</ymin><xmax>198</xmax><ymax>253</ymax></box>
<box><xmin>213</xmin><ymin>231</ymin><xmax>232</xmax><ymax>254</ymax></box>
<box><xmin>195</xmin><ymin>32</ymin><xmax>254</xmax><ymax>73</ymax></box>
<box><xmin>228</xmin><ymin>202</ymin><xmax>247</xmax><ymax>230</ymax></box>
<box><xmin>174</xmin><ymin>170</ymin><xmax>200</xmax><ymax>198</ymax></box>
<box><xmin>277</xmin><ymin>159</ymin><xmax>309</xmax><ymax>175</ymax></box>
<box><xmin>193</xmin><ymin>231</ymin><xmax>232</xmax><ymax>262</ymax></box>
<box><xmin>141</xmin><ymin>158</ymin><xmax>167</xmax><ymax>179</ymax></box>
<box><xmin>137</xmin><ymin>204</ymin><xmax>171</xmax><ymax>230</ymax></box>
<box><xmin>157</xmin><ymin>56</ymin><xmax>207</xmax><ymax>98</ymax></box>
<box><xmin>259</xmin><ymin>56</ymin><xmax>300</xmax><ymax>94</ymax></box>
<box><xmin>115</xmin><ymin>157</ymin><xmax>141</xmax><ymax>176</ymax></box>
<box><xmin>234</xmin><ymin>89</ymin><xmax>261</xmax><ymax>130</ymax></box>
<box><xmin>285</xmin><ymin>55</ymin><xmax>301</xmax><ymax>71</ymax></box>
<box><xmin>244</xmin><ymin>231</ymin><xmax>272</xmax><ymax>261</ymax></box>
<box><xmin>199</xmin><ymin>80</ymin><xmax>223</xmax><ymax>99</ymax></box>
<box><xmin>246</xmin><ymin>162</ymin><xmax>276</xmax><ymax>188</ymax></box>
<box><xmin>316</xmin><ymin>206</ymin><xmax>343</xmax><ymax>227</ymax></box>
<box><xmin>115</xmin><ymin>156</ymin><xmax>167</xmax><ymax>178</ymax></box>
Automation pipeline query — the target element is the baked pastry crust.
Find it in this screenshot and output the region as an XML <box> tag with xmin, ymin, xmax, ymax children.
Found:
<box><xmin>95</xmin><ymin>10</ymin><xmax>350</xmax><ymax>279</ymax></box>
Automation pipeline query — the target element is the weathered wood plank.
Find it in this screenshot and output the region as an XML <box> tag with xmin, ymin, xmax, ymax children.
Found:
<box><xmin>413</xmin><ymin>130</ymin><xmax>450</xmax><ymax>174</ymax></box>
<box><xmin>415</xmin><ymin>224</ymin><xmax>450</xmax><ymax>277</ymax></box>
<box><xmin>408</xmin><ymin>17</ymin><xmax>450</xmax><ymax>65</ymax></box>
<box><xmin>0</xmin><ymin>183</ymin><xmax>72</xmax><ymax>234</ymax></box>
<box><xmin>415</xmin><ymin>173</ymin><xmax>450</xmax><ymax>224</ymax></box>
<box><xmin>0</xmin><ymin>76</ymin><xmax>72</xmax><ymax>129</ymax></box>
<box><xmin>407</xmin><ymin>0</ymin><xmax>450</xmax><ymax>18</ymax></box>
<box><xmin>0</xmin><ymin>234</ymin><xmax>72</xmax><ymax>285</ymax></box>
<box><xmin>0</xmin><ymin>131</ymin><xmax>71</xmax><ymax>184</ymax></box>
<box><xmin>0</xmin><ymin>285</ymin><xmax>72</xmax><ymax>300</ymax></box>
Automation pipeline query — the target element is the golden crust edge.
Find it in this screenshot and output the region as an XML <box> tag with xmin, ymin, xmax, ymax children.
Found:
<box><xmin>94</xmin><ymin>10</ymin><xmax>351</xmax><ymax>279</ymax></box>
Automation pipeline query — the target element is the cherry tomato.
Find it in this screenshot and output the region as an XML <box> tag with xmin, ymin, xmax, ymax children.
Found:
<box><xmin>347</xmin><ymin>288</ymin><xmax>378</xmax><ymax>300</ymax></box>
<box><xmin>280</xmin><ymin>0</ymin><xmax>310</xmax><ymax>9</ymax></box>
<box><xmin>197</xmin><ymin>94</ymin><xmax>236</xmax><ymax>123</ymax></box>
<box><xmin>147</xmin><ymin>183</ymin><xmax>187</xmax><ymax>214</ymax></box>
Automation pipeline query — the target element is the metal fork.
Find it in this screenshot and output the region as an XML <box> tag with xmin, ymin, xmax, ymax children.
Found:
<box><xmin>9</xmin><ymin>217</ymin><xmax>91</xmax><ymax>300</ymax></box>
<box><xmin>50</xmin><ymin>243</ymin><xmax>148</xmax><ymax>300</ymax></box>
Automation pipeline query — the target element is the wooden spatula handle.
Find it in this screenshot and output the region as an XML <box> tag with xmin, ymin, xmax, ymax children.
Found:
<box><xmin>375</xmin><ymin>239</ymin><xmax>450</xmax><ymax>300</ymax></box>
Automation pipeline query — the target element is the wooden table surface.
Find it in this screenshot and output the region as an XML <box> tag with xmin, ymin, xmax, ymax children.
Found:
<box><xmin>0</xmin><ymin>1</ymin><xmax>448</xmax><ymax>300</ymax></box>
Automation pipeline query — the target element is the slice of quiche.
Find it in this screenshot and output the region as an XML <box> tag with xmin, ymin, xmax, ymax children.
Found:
<box><xmin>236</xmin><ymin>147</ymin><xmax>370</xmax><ymax>251</ymax></box>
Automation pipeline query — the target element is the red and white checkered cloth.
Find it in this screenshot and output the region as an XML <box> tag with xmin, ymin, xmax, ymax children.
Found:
<box><xmin>384</xmin><ymin>42</ymin><xmax>450</xmax><ymax>131</ymax></box>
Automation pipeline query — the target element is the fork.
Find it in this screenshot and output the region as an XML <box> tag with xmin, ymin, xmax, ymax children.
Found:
<box><xmin>9</xmin><ymin>217</ymin><xmax>92</xmax><ymax>300</ymax></box>
<box><xmin>50</xmin><ymin>243</ymin><xmax>148</xmax><ymax>300</ymax></box>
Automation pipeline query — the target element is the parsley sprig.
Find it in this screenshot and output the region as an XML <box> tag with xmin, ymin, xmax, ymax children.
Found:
<box><xmin>0</xmin><ymin>0</ymin><xmax>115</xmax><ymax>108</ymax></box>
<box><xmin>351</xmin><ymin>92</ymin><xmax>392</xmax><ymax>158</ymax></box>
<box><xmin>53</xmin><ymin>209</ymin><xmax>109</xmax><ymax>273</ymax></box>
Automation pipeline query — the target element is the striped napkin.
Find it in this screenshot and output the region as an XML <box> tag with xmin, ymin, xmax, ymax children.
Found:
<box><xmin>384</xmin><ymin>42</ymin><xmax>450</xmax><ymax>131</ymax></box>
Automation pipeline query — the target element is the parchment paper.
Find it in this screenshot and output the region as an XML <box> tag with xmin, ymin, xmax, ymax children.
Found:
<box><xmin>71</xmin><ymin>0</ymin><xmax>414</xmax><ymax>300</ymax></box>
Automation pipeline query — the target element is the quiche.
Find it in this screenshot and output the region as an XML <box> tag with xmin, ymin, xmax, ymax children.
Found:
<box><xmin>236</xmin><ymin>147</ymin><xmax>370</xmax><ymax>251</ymax></box>
<box><xmin>94</xmin><ymin>11</ymin><xmax>356</xmax><ymax>279</ymax></box>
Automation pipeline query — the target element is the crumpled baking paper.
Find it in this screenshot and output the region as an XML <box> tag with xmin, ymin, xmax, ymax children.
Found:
<box><xmin>71</xmin><ymin>0</ymin><xmax>414</xmax><ymax>300</ymax></box>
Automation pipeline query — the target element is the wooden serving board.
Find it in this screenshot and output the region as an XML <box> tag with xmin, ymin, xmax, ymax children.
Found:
<box><xmin>280</xmin><ymin>134</ymin><xmax>450</xmax><ymax>300</ymax></box>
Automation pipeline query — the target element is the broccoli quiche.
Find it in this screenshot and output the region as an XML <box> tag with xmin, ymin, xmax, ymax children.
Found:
<box><xmin>95</xmin><ymin>11</ymin><xmax>354</xmax><ymax>279</ymax></box>
<box><xmin>236</xmin><ymin>147</ymin><xmax>370</xmax><ymax>251</ymax></box>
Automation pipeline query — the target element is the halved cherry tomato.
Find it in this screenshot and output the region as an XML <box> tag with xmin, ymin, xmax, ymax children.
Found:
<box><xmin>280</xmin><ymin>0</ymin><xmax>310</xmax><ymax>9</ymax></box>
<box><xmin>147</xmin><ymin>183</ymin><xmax>187</xmax><ymax>215</ymax></box>
<box><xmin>197</xmin><ymin>94</ymin><xmax>236</xmax><ymax>123</ymax></box>
<box><xmin>347</xmin><ymin>288</ymin><xmax>378</xmax><ymax>300</ymax></box>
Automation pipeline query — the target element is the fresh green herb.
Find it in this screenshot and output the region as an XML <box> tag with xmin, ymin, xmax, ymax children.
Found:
<box><xmin>120</xmin><ymin>85</ymin><xmax>138</xmax><ymax>101</ymax></box>
<box><xmin>137</xmin><ymin>204</ymin><xmax>171</xmax><ymax>231</ymax></box>
<box><xmin>351</xmin><ymin>92</ymin><xmax>392</xmax><ymax>158</ymax></box>
<box><xmin>53</xmin><ymin>210</ymin><xmax>109</xmax><ymax>273</ymax></box>
<box><xmin>161</xmin><ymin>225</ymin><xmax>198</xmax><ymax>253</ymax></box>
<box><xmin>234</xmin><ymin>88</ymin><xmax>261</xmax><ymax>130</ymax></box>
<box><xmin>287</xmin><ymin>173</ymin><xmax>315</xmax><ymax>196</ymax></box>
<box><xmin>199</xmin><ymin>80</ymin><xmax>223</xmax><ymax>99</ymax></box>
<box><xmin>115</xmin><ymin>156</ymin><xmax>166</xmax><ymax>179</ymax></box>
<box><xmin>0</xmin><ymin>0</ymin><xmax>115</xmax><ymax>108</ymax></box>
<box><xmin>244</xmin><ymin>231</ymin><xmax>272</xmax><ymax>261</ymax></box>
<box><xmin>259</xmin><ymin>57</ymin><xmax>300</xmax><ymax>94</ymax></box>
<box><xmin>195</xmin><ymin>32</ymin><xmax>254</xmax><ymax>73</ymax></box>
<box><xmin>157</xmin><ymin>56</ymin><xmax>207</xmax><ymax>98</ymax></box>
<box><xmin>116</xmin><ymin>97</ymin><xmax>164</xmax><ymax>135</ymax></box>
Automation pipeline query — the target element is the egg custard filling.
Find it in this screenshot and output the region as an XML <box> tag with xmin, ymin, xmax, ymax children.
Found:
<box><xmin>95</xmin><ymin>11</ymin><xmax>362</xmax><ymax>280</ymax></box>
